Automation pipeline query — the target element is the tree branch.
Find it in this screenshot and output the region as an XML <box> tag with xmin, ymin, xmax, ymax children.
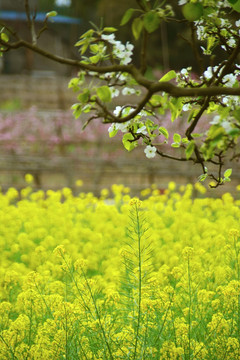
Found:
<box><xmin>0</xmin><ymin>37</ymin><xmax>240</xmax><ymax>99</ymax></box>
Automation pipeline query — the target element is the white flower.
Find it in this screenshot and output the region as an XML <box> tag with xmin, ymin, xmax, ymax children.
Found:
<box><xmin>144</xmin><ymin>145</ymin><xmax>157</xmax><ymax>158</ymax></box>
<box><xmin>223</xmin><ymin>74</ymin><xmax>237</xmax><ymax>87</ymax></box>
<box><xmin>108</xmin><ymin>121</ymin><xmax>129</xmax><ymax>133</ymax></box>
<box><xmin>180</xmin><ymin>68</ymin><xmax>188</xmax><ymax>76</ymax></box>
<box><xmin>120</xmin><ymin>54</ymin><xmax>132</xmax><ymax>65</ymax></box>
<box><xmin>220</xmin><ymin>18</ymin><xmax>227</xmax><ymax>27</ymax></box>
<box><xmin>117</xmin><ymin>122</ymin><xmax>130</xmax><ymax>132</ymax></box>
<box><xmin>126</xmin><ymin>42</ymin><xmax>134</xmax><ymax>52</ymax></box>
<box><xmin>104</xmin><ymin>72</ymin><xmax>113</xmax><ymax>77</ymax></box>
<box><xmin>222</xmin><ymin>96</ymin><xmax>229</xmax><ymax>104</ymax></box>
<box><xmin>118</xmin><ymin>73</ymin><xmax>127</xmax><ymax>81</ymax></box>
<box><xmin>112</xmin><ymin>40</ymin><xmax>134</xmax><ymax>64</ymax></box>
<box><xmin>110</xmin><ymin>87</ymin><xmax>120</xmax><ymax>98</ymax></box>
<box><xmin>182</xmin><ymin>103</ymin><xmax>192</xmax><ymax>112</ymax></box>
<box><xmin>210</xmin><ymin>115</ymin><xmax>221</xmax><ymax>125</ymax></box>
<box><xmin>196</xmin><ymin>25</ymin><xmax>205</xmax><ymax>40</ymax></box>
<box><xmin>236</xmin><ymin>20</ymin><xmax>240</xmax><ymax>27</ymax></box>
<box><xmin>204</xmin><ymin>67</ymin><xmax>213</xmax><ymax>79</ymax></box>
<box><xmin>113</xmin><ymin>106</ymin><xmax>123</xmax><ymax>117</ymax></box>
<box><xmin>113</xmin><ymin>41</ymin><xmax>125</xmax><ymax>58</ymax></box>
<box><xmin>203</xmin><ymin>66</ymin><xmax>218</xmax><ymax>80</ymax></box>
<box><xmin>221</xmin><ymin>120</ymin><xmax>232</xmax><ymax>133</ymax></box>
<box><xmin>227</xmin><ymin>37</ymin><xmax>236</xmax><ymax>48</ymax></box>
<box><xmin>136</xmin><ymin>126</ymin><xmax>148</xmax><ymax>135</ymax></box>
<box><xmin>178</xmin><ymin>0</ymin><xmax>187</xmax><ymax>4</ymax></box>
<box><xmin>113</xmin><ymin>106</ymin><xmax>134</xmax><ymax>118</ymax></box>
<box><xmin>101</xmin><ymin>34</ymin><xmax>116</xmax><ymax>44</ymax></box>
<box><xmin>122</xmin><ymin>87</ymin><xmax>136</xmax><ymax>96</ymax></box>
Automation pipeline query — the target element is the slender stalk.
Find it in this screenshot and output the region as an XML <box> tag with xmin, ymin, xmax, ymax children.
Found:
<box><xmin>233</xmin><ymin>235</ymin><xmax>240</xmax><ymax>357</ymax></box>
<box><xmin>187</xmin><ymin>257</ymin><xmax>192</xmax><ymax>360</ymax></box>
<box><xmin>81</xmin><ymin>270</ymin><xmax>114</xmax><ymax>360</ymax></box>
<box><xmin>133</xmin><ymin>203</ymin><xmax>142</xmax><ymax>360</ymax></box>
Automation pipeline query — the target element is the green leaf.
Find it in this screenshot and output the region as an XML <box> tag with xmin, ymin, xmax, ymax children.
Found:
<box><xmin>68</xmin><ymin>78</ymin><xmax>80</xmax><ymax>92</ymax></box>
<box><xmin>224</xmin><ymin>168</ymin><xmax>232</xmax><ymax>178</ymax></box>
<box><xmin>143</xmin><ymin>11</ymin><xmax>160</xmax><ymax>33</ymax></box>
<box><xmin>182</xmin><ymin>3</ymin><xmax>203</xmax><ymax>21</ymax></box>
<box><xmin>228</xmin><ymin>0</ymin><xmax>238</xmax><ymax>4</ymax></box>
<box><xmin>96</xmin><ymin>86</ymin><xmax>112</xmax><ymax>102</ymax></box>
<box><xmin>159</xmin><ymin>70</ymin><xmax>177</xmax><ymax>82</ymax></box>
<box><xmin>120</xmin><ymin>8</ymin><xmax>135</xmax><ymax>26</ymax></box>
<box><xmin>78</xmin><ymin>89</ymin><xmax>90</xmax><ymax>103</ymax></box>
<box><xmin>171</xmin><ymin>143</ymin><xmax>180</xmax><ymax>148</ymax></box>
<box><xmin>132</xmin><ymin>17</ymin><xmax>143</xmax><ymax>40</ymax></box>
<box><xmin>231</xmin><ymin>0</ymin><xmax>240</xmax><ymax>12</ymax></box>
<box><xmin>46</xmin><ymin>11</ymin><xmax>57</xmax><ymax>17</ymax></box>
<box><xmin>228</xmin><ymin>128</ymin><xmax>240</xmax><ymax>137</ymax></box>
<box><xmin>109</xmin><ymin>128</ymin><xmax>118</xmax><ymax>138</ymax></box>
<box><xmin>89</xmin><ymin>55</ymin><xmax>100</xmax><ymax>64</ymax></box>
<box><xmin>122</xmin><ymin>133</ymin><xmax>137</xmax><ymax>151</ymax></box>
<box><xmin>103</xmin><ymin>27</ymin><xmax>117</xmax><ymax>32</ymax></box>
<box><xmin>185</xmin><ymin>140</ymin><xmax>195</xmax><ymax>160</ymax></box>
<box><xmin>207</xmin><ymin>126</ymin><xmax>225</xmax><ymax>148</ymax></box>
<box><xmin>0</xmin><ymin>32</ymin><xmax>9</xmax><ymax>42</ymax></box>
<box><xmin>82</xmin><ymin>104</ymin><xmax>91</xmax><ymax>113</ymax></box>
<box><xmin>169</xmin><ymin>98</ymin><xmax>183</xmax><ymax>122</ymax></box>
<box><xmin>173</xmin><ymin>133</ymin><xmax>181</xmax><ymax>143</ymax></box>
<box><xmin>71</xmin><ymin>103</ymin><xmax>82</xmax><ymax>119</ymax></box>
<box><xmin>89</xmin><ymin>44</ymin><xmax>99</xmax><ymax>53</ymax></box>
<box><xmin>198</xmin><ymin>173</ymin><xmax>208</xmax><ymax>182</ymax></box>
<box><xmin>223</xmin><ymin>177</ymin><xmax>231</xmax><ymax>182</ymax></box>
<box><xmin>159</xmin><ymin>126</ymin><xmax>169</xmax><ymax>139</ymax></box>
<box><xmin>149</xmin><ymin>94</ymin><xmax>162</xmax><ymax>107</ymax></box>
<box><xmin>182</xmin><ymin>137</ymin><xmax>189</xmax><ymax>144</ymax></box>
<box><xmin>80</xmin><ymin>29</ymin><xmax>94</xmax><ymax>39</ymax></box>
<box><xmin>192</xmin><ymin>133</ymin><xmax>202</xmax><ymax>138</ymax></box>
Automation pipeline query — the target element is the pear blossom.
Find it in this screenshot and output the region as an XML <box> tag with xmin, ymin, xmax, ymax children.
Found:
<box><xmin>113</xmin><ymin>106</ymin><xmax>135</xmax><ymax>118</ymax></box>
<box><xmin>144</xmin><ymin>145</ymin><xmax>157</xmax><ymax>158</ymax></box>
<box><xmin>227</xmin><ymin>38</ymin><xmax>236</xmax><ymax>48</ymax></box>
<box><xmin>203</xmin><ymin>66</ymin><xmax>218</xmax><ymax>80</ymax></box>
<box><xmin>196</xmin><ymin>25</ymin><xmax>205</xmax><ymax>40</ymax></box>
<box><xmin>136</xmin><ymin>126</ymin><xmax>148</xmax><ymax>135</ymax></box>
<box><xmin>180</xmin><ymin>68</ymin><xmax>188</xmax><ymax>76</ymax></box>
<box><xmin>182</xmin><ymin>103</ymin><xmax>192</xmax><ymax>112</ymax></box>
<box><xmin>223</xmin><ymin>74</ymin><xmax>237</xmax><ymax>87</ymax></box>
<box><xmin>108</xmin><ymin>121</ymin><xmax>130</xmax><ymax>133</ymax></box>
<box><xmin>113</xmin><ymin>106</ymin><xmax>123</xmax><ymax>117</ymax></box>
<box><xmin>126</xmin><ymin>42</ymin><xmax>134</xmax><ymax>52</ymax></box>
<box><xmin>210</xmin><ymin>115</ymin><xmax>221</xmax><ymax>125</ymax></box>
<box><xmin>110</xmin><ymin>87</ymin><xmax>120</xmax><ymax>98</ymax></box>
<box><xmin>122</xmin><ymin>87</ymin><xmax>136</xmax><ymax>96</ymax></box>
<box><xmin>221</xmin><ymin>120</ymin><xmax>232</xmax><ymax>133</ymax></box>
<box><xmin>121</xmin><ymin>54</ymin><xmax>132</xmax><ymax>65</ymax></box>
<box><xmin>101</xmin><ymin>34</ymin><xmax>116</xmax><ymax>44</ymax></box>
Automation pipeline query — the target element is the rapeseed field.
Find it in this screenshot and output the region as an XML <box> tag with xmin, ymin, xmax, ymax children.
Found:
<box><xmin>0</xmin><ymin>178</ymin><xmax>239</xmax><ymax>359</ymax></box>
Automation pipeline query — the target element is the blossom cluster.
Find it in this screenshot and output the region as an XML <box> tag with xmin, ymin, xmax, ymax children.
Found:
<box><xmin>101</xmin><ymin>33</ymin><xmax>134</xmax><ymax>65</ymax></box>
<box><xmin>0</xmin><ymin>180</ymin><xmax>240</xmax><ymax>358</ymax></box>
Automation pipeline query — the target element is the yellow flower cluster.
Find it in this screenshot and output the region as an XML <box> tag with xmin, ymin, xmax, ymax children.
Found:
<box><xmin>0</xmin><ymin>182</ymin><xmax>240</xmax><ymax>359</ymax></box>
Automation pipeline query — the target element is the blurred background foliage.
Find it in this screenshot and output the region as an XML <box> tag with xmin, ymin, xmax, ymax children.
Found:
<box><xmin>36</xmin><ymin>0</ymin><xmax>198</xmax><ymax>73</ymax></box>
